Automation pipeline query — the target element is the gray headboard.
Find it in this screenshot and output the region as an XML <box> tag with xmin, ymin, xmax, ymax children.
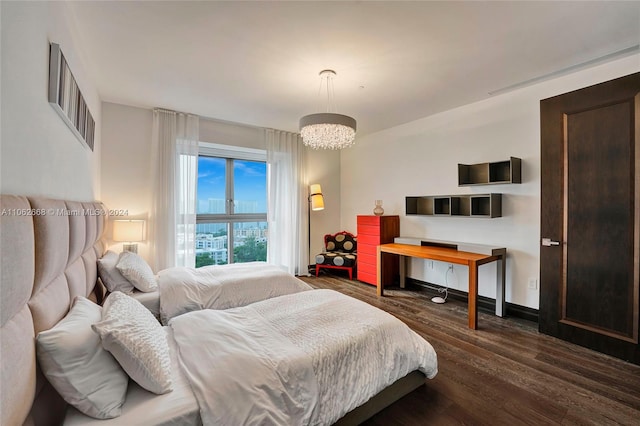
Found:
<box><xmin>0</xmin><ymin>195</ymin><xmax>107</xmax><ymax>426</ymax></box>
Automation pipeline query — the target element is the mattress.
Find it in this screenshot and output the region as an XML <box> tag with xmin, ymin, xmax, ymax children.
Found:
<box><xmin>63</xmin><ymin>328</ymin><xmax>200</xmax><ymax>426</ymax></box>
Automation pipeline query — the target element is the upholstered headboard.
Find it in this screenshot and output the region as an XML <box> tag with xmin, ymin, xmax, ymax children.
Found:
<box><xmin>0</xmin><ymin>195</ymin><xmax>107</xmax><ymax>426</ymax></box>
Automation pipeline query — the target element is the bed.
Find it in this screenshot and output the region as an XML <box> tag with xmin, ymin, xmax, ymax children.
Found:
<box><xmin>97</xmin><ymin>246</ymin><xmax>312</xmax><ymax>323</ymax></box>
<box><xmin>133</xmin><ymin>261</ymin><xmax>313</xmax><ymax>324</ymax></box>
<box><xmin>0</xmin><ymin>195</ymin><xmax>438</xmax><ymax>426</ymax></box>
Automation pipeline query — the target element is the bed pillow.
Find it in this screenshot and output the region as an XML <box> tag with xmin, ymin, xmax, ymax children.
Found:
<box><xmin>97</xmin><ymin>250</ymin><xmax>135</xmax><ymax>294</ymax></box>
<box><xmin>36</xmin><ymin>296</ymin><xmax>128</xmax><ymax>419</ymax></box>
<box><xmin>92</xmin><ymin>291</ymin><xmax>172</xmax><ymax>394</ymax></box>
<box><xmin>116</xmin><ymin>251</ymin><xmax>157</xmax><ymax>292</ymax></box>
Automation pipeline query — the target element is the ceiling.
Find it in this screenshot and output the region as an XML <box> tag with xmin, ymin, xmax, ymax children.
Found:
<box><xmin>68</xmin><ymin>1</ymin><xmax>640</xmax><ymax>137</ymax></box>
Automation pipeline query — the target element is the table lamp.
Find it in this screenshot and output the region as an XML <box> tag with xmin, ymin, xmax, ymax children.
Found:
<box><xmin>113</xmin><ymin>219</ymin><xmax>145</xmax><ymax>253</ymax></box>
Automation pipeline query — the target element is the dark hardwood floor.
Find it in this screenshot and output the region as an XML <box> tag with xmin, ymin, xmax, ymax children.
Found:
<box><xmin>298</xmin><ymin>274</ymin><xmax>640</xmax><ymax>426</ymax></box>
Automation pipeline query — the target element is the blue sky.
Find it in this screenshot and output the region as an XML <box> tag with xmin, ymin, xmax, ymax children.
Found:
<box><xmin>197</xmin><ymin>157</ymin><xmax>267</xmax><ymax>213</ymax></box>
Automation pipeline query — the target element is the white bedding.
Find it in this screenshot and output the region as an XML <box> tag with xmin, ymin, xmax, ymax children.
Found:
<box><xmin>169</xmin><ymin>289</ymin><xmax>438</xmax><ymax>426</ymax></box>
<box><xmin>64</xmin><ymin>328</ymin><xmax>200</xmax><ymax>426</ymax></box>
<box><xmin>158</xmin><ymin>261</ymin><xmax>312</xmax><ymax>324</ymax></box>
<box><xmin>171</xmin><ymin>307</ymin><xmax>319</xmax><ymax>425</ymax></box>
<box><xmin>130</xmin><ymin>289</ymin><xmax>160</xmax><ymax>318</ymax></box>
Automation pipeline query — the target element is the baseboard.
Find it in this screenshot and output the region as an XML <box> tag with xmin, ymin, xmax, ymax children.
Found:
<box><xmin>406</xmin><ymin>278</ymin><xmax>539</xmax><ymax>324</ymax></box>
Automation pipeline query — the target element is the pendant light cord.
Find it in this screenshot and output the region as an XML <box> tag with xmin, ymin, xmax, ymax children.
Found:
<box><xmin>315</xmin><ymin>70</ymin><xmax>338</xmax><ymax>114</ymax></box>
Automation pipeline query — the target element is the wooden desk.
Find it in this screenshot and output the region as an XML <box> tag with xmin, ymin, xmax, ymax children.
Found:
<box><xmin>377</xmin><ymin>243</ymin><xmax>505</xmax><ymax>330</ymax></box>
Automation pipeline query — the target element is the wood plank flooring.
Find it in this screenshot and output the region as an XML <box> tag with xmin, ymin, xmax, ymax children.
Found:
<box><xmin>298</xmin><ymin>274</ymin><xmax>640</xmax><ymax>426</ymax></box>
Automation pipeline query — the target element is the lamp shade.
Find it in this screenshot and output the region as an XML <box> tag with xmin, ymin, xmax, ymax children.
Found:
<box><xmin>113</xmin><ymin>220</ymin><xmax>145</xmax><ymax>242</ymax></box>
<box><xmin>299</xmin><ymin>70</ymin><xmax>357</xmax><ymax>150</ymax></box>
<box><xmin>299</xmin><ymin>113</ymin><xmax>357</xmax><ymax>150</ymax></box>
<box><xmin>310</xmin><ymin>184</ymin><xmax>325</xmax><ymax>211</ymax></box>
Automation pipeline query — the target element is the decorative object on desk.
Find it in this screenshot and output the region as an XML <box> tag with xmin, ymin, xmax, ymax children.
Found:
<box><xmin>299</xmin><ymin>69</ymin><xmax>357</xmax><ymax>150</ymax></box>
<box><xmin>48</xmin><ymin>43</ymin><xmax>95</xmax><ymax>150</ymax></box>
<box><xmin>373</xmin><ymin>200</ymin><xmax>384</xmax><ymax>216</ymax></box>
<box><xmin>113</xmin><ymin>220</ymin><xmax>145</xmax><ymax>253</ymax></box>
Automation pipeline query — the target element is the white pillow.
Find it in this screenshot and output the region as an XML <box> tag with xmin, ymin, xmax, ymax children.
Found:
<box><xmin>92</xmin><ymin>291</ymin><xmax>172</xmax><ymax>394</ymax></box>
<box><xmin>98</xmin><ymin>251</ymin><xmax>135</xmax><ymax>293</ymax></box>
<box><xmin>36</xmin><ymin>297</ymin><xmax>128</xmax><ymax>419</ymax></box>
<box><xmin>116</xmin><ymin>251</ymin><xmax>157</xmax><ymax>292</ymax></box>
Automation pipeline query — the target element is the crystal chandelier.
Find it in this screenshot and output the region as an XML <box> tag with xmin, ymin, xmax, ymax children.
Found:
<box><xmin>299</xmin><ymin>70</ymin><xmax>357</xmax><ymax>150</ymax></box>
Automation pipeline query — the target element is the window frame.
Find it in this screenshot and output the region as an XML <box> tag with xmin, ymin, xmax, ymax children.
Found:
<box><xmin>196</xmin><ymin>142</ymin><xmax>267</xmax><ymax>265</ymax></box>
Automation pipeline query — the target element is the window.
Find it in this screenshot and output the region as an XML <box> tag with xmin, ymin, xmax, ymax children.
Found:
<box><xmin>196</xmin><ymin>143</ymin><xmax>267</xmax><ymax>267</ymax></box>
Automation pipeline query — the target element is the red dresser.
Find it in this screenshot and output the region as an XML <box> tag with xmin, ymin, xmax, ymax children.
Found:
<box><xmin>357</xmin><ymin>215</ymin><xmax>400</xmax><ymax>286</ymax></box>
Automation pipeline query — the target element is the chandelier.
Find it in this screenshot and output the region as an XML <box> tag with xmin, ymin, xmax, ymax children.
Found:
<box><xmin>299</xmin><ymin>70</ymin><xmax>357</xmax><ymax>150</ymax></box>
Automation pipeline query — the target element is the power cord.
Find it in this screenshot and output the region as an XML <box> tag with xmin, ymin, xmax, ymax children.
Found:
<box><xmin>440</xmin><ymin>264</ymin><xmax>454</xmax><ymax>301</ymax></box>
<box><xmin>431</xmin><ymin>264</ymin><xmax>454</xmax><ymax>304</ymax></box>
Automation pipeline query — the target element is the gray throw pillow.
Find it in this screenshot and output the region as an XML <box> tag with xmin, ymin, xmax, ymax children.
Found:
<box><xmin>98</xmin><ymin>250</ymin><xmax>135</xmax><ymax>293</ymax></box>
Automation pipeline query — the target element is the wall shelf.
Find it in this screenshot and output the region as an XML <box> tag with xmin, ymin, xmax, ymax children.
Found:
<box><xmin>458</xmin><ymin>157</ymin><xmax>521</xmax><ymax>186</ymax></box>
<box><xmin>406</xmin><ymin>194</ymin><xmax>502</xmax><ymax>218</ymax></box>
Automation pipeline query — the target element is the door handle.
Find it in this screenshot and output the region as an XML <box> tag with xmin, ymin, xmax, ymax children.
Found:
<box><xmin>541</xmin><ymin>238</ymin><xmax>561</xmax><ymax>246</ymax></box>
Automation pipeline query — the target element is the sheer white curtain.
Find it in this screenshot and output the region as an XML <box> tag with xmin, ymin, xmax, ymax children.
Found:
<box><xmin>266</xmin><ymin>129</ymin><xmax>308</xmax><ymax>275</ymax></box>
<box><xmin>151</xmin><ymin>109</ymin><xmax>199</xmax><ymax>272</ymax></box>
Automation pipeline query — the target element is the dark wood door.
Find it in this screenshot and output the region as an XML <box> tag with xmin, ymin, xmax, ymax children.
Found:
<box><xmin>540</xmin><ymin>72</ymin><xmax>640</xmax><ymax>365</ymax></box>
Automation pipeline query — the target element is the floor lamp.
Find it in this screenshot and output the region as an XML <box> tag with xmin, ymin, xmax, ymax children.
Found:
<box><xmin>308</xmin><ymin>184</ymin><xmax>325</xmax><ymax>274</ymax></box>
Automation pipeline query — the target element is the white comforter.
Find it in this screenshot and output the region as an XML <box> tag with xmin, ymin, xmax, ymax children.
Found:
<box><xmin>169</xmin><ymin>289</ymin><xmax>438</xmax><ymax>426</ymax></box>
<box><xmin>157</xmin><ymin>262</ymin><xmax>312</xmax><ymax>324</ymax></box>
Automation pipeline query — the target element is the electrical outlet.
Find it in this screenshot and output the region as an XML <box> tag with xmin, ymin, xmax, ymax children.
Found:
<box><xmin>528</xmin><ymin>277</ymin><xmax>538</xmax><ymax>290</ymax></box>
<box><xmin>428</xmin><ymin>260</ymin><xmax>434</xmax><ymax>270</ymax></box>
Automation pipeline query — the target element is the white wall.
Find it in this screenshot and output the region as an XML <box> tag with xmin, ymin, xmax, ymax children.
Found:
<box><xmin>1</xmin><ymin>1</ymin><xmax>101</xmax><ymax>200</ymax></box>
<box><xmin>306</xmin><ymin>148</ymin><xmax>341</xmax><ymax>265</ymax></box>
<box><xmin>200</xmin><ymin>117</ymin><xmax>264</xmax><ymax>150</ymax></box>
<box><xmin>340</xmin><ymin>54</ymin><xmax>640</xmax><ymax>309</ymax></box>
<box><xmin>101</xmin><ymin>103</ymin><xmax>153</xmax><ymax>258</ymax></box>
<box><xmin>101</xmin><ymin>102</ymin><xmax>341</xmax><ymax>265</ymax></box>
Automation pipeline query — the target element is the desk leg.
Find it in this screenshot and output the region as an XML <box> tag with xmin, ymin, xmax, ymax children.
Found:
<box><xmin>495</xmin><ymin>256</ymin><xmax>506</xmax><ymax>317</ymax></box>
<box><xmin>399</xmin><ymin>255</ymin><xmax>406</xmax><ymax>289</ymax></box>
<box><xmin>377</xmin><ymin>246</ymin><xmax>384</xmax><ymax>297</ymax></box>
<box><xmin>468</xmin><ymin>261</ymin><xmax>478</xmax><ymax>330</ymax></box>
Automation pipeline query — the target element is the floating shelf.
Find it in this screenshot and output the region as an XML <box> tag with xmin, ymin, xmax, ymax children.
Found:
<box><xmin>458</xmin><ymin>157</ymin><xmax>521</xmax><ymax>186</ymax></box>
<box><xmin>406</xmin><ymin>194</ymin><xmax>502</xmax><ymax>218</ymax></box>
